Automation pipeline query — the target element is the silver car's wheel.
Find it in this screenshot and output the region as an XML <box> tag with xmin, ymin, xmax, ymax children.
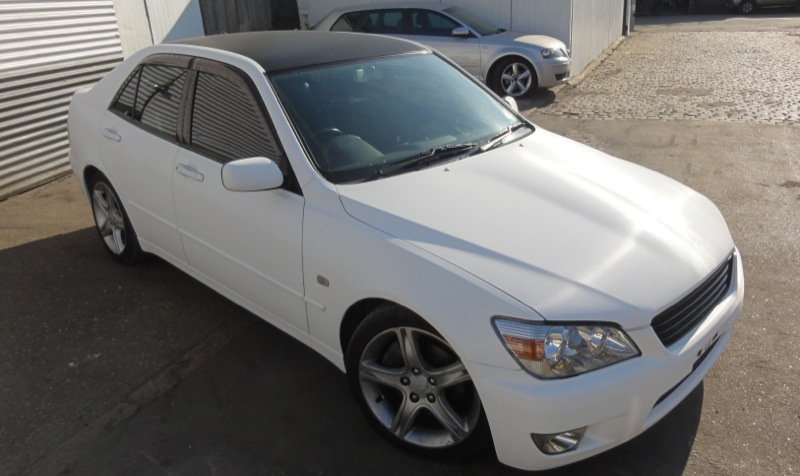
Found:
<box><xmin>739</xmin><ymin>0</ymin><xmax>755</xmax><ymax>13</ymax></box>
<box><xmin>89</xmin><ymin>174</ymin><xmax>141</xmax><ymax>264</ymax></box>
<box><xmin>494</xmin><ymin>58</ymin><xmax>537</xmax><ymax>98</ymax></box>
<box><xmin>346</xmin><ymin>305</ymin><xmax>489</xmax><ymax>458</ymax></box>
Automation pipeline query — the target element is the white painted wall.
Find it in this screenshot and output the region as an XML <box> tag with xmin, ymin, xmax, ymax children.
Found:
<box><xmin>437</xmin><ymin>0</ymin><xmax>511</xmax><ymax>32</ymax></box>
<box><xmin>146</xmin><ymin>0</ymin><xmax>204</xmax><ymax>43</ymax></box>
<box><xmin>570</xmin><ymin>0</ymin><xmax>624</xmax><ymax>74</ymax></box>
<box><xmin>113</xmin><ymin>0</ymin><xmax>152</xmax><ymax>56</ymax></box>
<box><xmin>510</xmin><ymin>0</ymin><xmax>571</xmax><ymax>46</ymax></box>
<box><xmin>112</xmin><ymin>0</ymin><xmax>204</xmax><ymax>57</ymax></box>
<box><xmin>309</xmin><ymin>0</ymin><xmax>627</xmax><ymax>77</ymax></box>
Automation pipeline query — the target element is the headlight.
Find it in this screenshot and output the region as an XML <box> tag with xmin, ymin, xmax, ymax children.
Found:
<box><xmin>541</xmin><ymin>48</ymin><xmax>568</xmax><ymax>59</ymax></box>
<box><xmin>493</xmin><ymin>318</ymin><xmax>639</xmax><ymax>379</ymax></box>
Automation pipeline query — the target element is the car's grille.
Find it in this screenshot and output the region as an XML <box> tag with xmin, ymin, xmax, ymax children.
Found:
<box><xmin>556</xmin><ymin>72</ymin><xmax>570</xmax><ymax>81</ymax></box>
<box><xmin>651</xmin><ymin>254</ymin><xmax>734</xmax><ymax>347</ymax></box>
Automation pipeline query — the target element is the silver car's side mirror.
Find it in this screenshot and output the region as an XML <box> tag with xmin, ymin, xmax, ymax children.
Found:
<box><xmin>504</xmin><ymin>96</ymin><xmax>519</xmax><ymax>113</ymax></box>
<box><xmin>451</xmin><ymin>26</ymin><xmax>471</xmax><ymax>38</ymax></box>
<box><xmin>222</xmin><ymin>157</ymin><xmax>284</xmax><ymax>191</ymax></box>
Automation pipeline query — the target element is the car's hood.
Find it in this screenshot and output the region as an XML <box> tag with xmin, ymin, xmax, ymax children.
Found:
<box><xmin>336</xmin><ymin>129</ymin><xmax>734</xmax><ymax>329</ymax></box>
<box><xmin>484</xmin><ymin>30</ymin><xmax>566</xmax><ymax>50</ymax></box>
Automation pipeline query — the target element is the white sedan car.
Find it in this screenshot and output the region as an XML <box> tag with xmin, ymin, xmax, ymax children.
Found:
<box><xmin>68</xmin><ymin>31</ymin><xmax>743</xmax><ymax>471</ymax></box>
<box><xmin>312</xmin><ymin>2</ymin><xmax>571</xmax><ymax>98</ymax></box>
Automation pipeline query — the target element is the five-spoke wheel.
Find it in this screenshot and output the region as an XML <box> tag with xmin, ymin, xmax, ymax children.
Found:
<box><xmin>493</xmin><ymin>58</ymin><xmax>537</xmax><ymax>99</ymax></box>
<box><xmin>346</xmin><ymin>305</ymin><xmax>489</xmax><ymax>457</ymax></box>
<box><xmin>90</xmin><ymin>173</ymin><xmax>141</xmax><ymax>264</ymax></box>
<box><xmin>739</xmin><ymin>0</ymin><xmax>755</xmax><ymax>14</ymax></box>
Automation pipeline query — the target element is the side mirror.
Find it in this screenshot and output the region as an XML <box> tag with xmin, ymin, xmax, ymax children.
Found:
<box><xmin>451</xmin><ymin>26</ymin><xmax>471</xmax><ymax>38</ymax></box>
<box><xmin>222</xmin><ymin>157</ymin><xmax>284</xmax><ymax>192</ymax></box>
<box><xmin>503</xmin><ymin>96</ymin><xmax>519</xmax><ymax>113</ymax></box>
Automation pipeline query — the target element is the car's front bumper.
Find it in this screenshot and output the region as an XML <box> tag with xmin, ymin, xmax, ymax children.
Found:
<box><xmin>469</xmin><ymin>250</ymin><xmax>744</xmax><ymax>471</ymax></box>
<box><xmin>536</xmin><ymin>58</ymin><xmax>571</xmax><ymax>88</ymax></box>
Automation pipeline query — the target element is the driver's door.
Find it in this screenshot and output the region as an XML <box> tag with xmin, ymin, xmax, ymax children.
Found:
<box><xmin>172</xmin><ymin>59</ymin><xmax>307</xmax><ymax>332</ymax></box>
<box><xmin>407</xmin><ymin>9</ymin><xmax>481</xmax><ymax>75</ymax></box>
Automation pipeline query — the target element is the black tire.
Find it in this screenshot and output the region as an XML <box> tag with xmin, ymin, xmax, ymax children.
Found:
<box><xmin>88</xmin><ymin>172</ymin><xmax>142</xmax><ymax>264</ymax></box>
<box><xmin>739</xmin><ymin>0</ymin><xmax>756</xmax><ymax>14</ymax></box>
<box><xmin>345</xmin><ymin>304</ymin><xmax>491</xmax><ymax>459</ymax></box>
<box><xmin>491</xmin><ymin>57</ymin><xmax>538</xmax><ymax>99</ymax></box>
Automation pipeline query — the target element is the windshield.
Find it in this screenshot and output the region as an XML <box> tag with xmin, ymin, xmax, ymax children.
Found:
<box><xmin>443</xmin><ymin>6</ymin><xmax>502</xmax><ymax>36</ymax></box>
<box><xmin>270</xmin><ymin>52</ymin><xmax>525</xmax><ymax>183</ymax></box>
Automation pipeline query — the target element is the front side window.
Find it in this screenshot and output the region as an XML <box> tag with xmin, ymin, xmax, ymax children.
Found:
<box><xmin>443</xmin><ymin>6</ymin><xmax>500</xmax><ymax>36</ymax></box>
<box><xmin>410</xmin><ymin>10</ymin><xmax>460</xmax><ymax>37</ymax></box>
<box><xmin>190</xmin><ymin>71</ymin><xmax>279</xmax><ymax>163</ymax></box>
<box><xmin>109</xmin><ymin>62</ymin><xmax>187</xmax><ymax>139</ymax></box>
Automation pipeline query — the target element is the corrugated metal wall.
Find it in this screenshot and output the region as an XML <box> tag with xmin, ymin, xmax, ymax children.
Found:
<box><xmin>0</xmin><ymin>0</ymin><xmax>124</xmax><ymax>200</ymax></box>
<box><xmin>198</xmin><ymin>0</ymin><xmax>298</xmax><ymax>34</ymax></box>
<box><xmin>570</xmin><ymin>0</ymin><xmax>624</xmax><ymax>74</ymax></box>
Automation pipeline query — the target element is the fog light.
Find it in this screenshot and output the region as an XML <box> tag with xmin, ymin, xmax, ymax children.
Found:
<box><xmin>531</xmin><ymin>427</ymin><xmax>586</xmax><ymax>455</ymax></box>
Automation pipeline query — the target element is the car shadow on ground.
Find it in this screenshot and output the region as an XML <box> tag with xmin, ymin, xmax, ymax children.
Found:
<box><xmin>518</xmin><ymin>88</ymin><xmax>557</xmax><ymax>111</ymax></box>
<box><xmin>2</xmin><ymin>230</ymin><xmax>701</xmax><ymax>475</ymax></box>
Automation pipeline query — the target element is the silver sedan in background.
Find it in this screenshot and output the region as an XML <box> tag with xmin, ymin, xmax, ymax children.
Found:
<box><xmin>312</xmin><ymin>2</ymin><xmax>571</xmax><ymax>98</ymax></box>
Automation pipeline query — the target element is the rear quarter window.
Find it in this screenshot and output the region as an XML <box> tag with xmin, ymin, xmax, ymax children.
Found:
<box><xmin>331</xmin><ymin>12</ymin><xmax>360</xmax><ymax>31</ymax></box>
<box><xmin>109</xmin><ymin>62</ymin><xmax>188</xmax><ymax>140</ymax></box>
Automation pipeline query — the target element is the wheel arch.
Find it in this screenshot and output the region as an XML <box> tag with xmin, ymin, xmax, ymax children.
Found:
<box><xmin>487</xmin><ymin>54</ymin><xmax>540</xmax><ymax>88</ymax></box>
<box><xmin>82</xmin><ymin>165</ymin><xmax>102</xmax><ymax>198</ymax></box>
<box><xmin>340</xmin><ymin>297</ymin><xmax>406</xmax><ymax>356</ymax></box>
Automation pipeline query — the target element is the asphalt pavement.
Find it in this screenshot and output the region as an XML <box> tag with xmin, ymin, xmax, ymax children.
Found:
<box><xmin>1</xmin><ymin>14</ymin><xmax>798</xmax><ymax>476</ymax></box>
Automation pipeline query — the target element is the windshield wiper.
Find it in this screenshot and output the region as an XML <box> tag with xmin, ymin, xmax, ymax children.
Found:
<box><xmin>469</xmin><ymin>122</ymin><xmax>529</xmax><ymax>156</ymax></box>
<box><xmin>376</xmin><ymin>143</ymin><xmax>477</xmax><ymax>177</ymax></box>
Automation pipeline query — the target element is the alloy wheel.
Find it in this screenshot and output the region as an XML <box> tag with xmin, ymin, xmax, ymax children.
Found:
<box><xmin>500</xmin><ymin>62</ymin><xmax>533</xmax><ymax>97</ymax></box>
<box><xmin>92</xmin><ymin>181</ymin><xmax>127</xmax><ymax>255</ymax></box>
<box><xmin>358</xmin><ymin>326</ymin><xmax>482</xmax><ymax>448</ymax></box>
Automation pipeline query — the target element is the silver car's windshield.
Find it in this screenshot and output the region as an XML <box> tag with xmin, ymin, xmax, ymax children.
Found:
<box><xmin>443</xmin><ymin>6</ymin><xmax>502</xmax><ymax>36</ymax></box>
<box><xmin>270</xmin><ymin>52</ymin><xmax>526</xmax><ymax>183</ymax></box>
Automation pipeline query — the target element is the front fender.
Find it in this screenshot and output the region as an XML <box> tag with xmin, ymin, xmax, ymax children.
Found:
<box><xmin>300</xmin><ymin>178</ymin><xmax>540</xmax><ymax>372</ymax></box>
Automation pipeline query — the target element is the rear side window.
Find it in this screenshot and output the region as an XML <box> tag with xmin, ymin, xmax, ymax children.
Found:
<box><xmin>359</xmin><ymin>10</ymin><xmax>404</xmax><ymax>34</ymax></box>
<box><xmin>190</xmin><ymin>71</ymin><xmax>279</xmax><ymax>163</ymax></box>
<box><xmin>110</xmin><ymin>62</ymin><xmax>187</xmax><ymax>139</ymax></box>
<box><xmin>331</xmin><ymin>12</ymin><xmax>360</xmax><ymax>31</ymax></box>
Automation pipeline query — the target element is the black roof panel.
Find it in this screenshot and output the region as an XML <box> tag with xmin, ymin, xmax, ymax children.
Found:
<box><xmin>175</xmin><ymin>31</ymin><xmax>429</xmax><ymax>73</ymax></box>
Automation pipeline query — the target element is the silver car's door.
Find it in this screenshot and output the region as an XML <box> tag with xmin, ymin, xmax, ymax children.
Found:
<box><xmin>98</xmin><ymin>56</ymin><xmax>191</xmax><ymax>263</ymax></box>
<box><xmin>171</xmin><ymin>59</ymin><xmax>308</xmax><ymax>332</ymax></box>
<box><xmin>407</xmin><ymin>9</ymin><xmax>481</xmax><ymax>76</ymax></box>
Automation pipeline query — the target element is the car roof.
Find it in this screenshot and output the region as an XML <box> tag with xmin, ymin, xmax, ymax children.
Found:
<box><xmin>175</xmin><ymin>31</ymin><xmax>429</xmax><ymax>73</ymax></box>
<box><xmin>325</xmin><ymin>2</ymin><xmax>455</xmax><ymax>14</ymax></box>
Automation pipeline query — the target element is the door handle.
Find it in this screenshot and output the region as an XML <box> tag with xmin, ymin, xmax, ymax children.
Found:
<box><xmin>102</xmin><ymin>128</ymin><xmax>121</xmax><ymax>142</ymax></box>
<box><xmin>176</xmin><ymin>163</ymin><xmax>204</xmax><ymax>182</ymax></box>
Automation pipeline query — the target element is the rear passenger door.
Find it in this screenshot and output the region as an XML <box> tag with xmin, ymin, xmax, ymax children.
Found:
<box><xmin>99</xmin><ymin>55</ymin><xmax>190</xmax><ymax>263</ymax></box>
<box><xmin>331</xmin><ymin>9</ymin><xmax>408</xmax><ymax>39</ymax></box>
<box><xmin>171</xmin><ymin>58</ymin><xmax>308</xmax><ymax>332</ymax></box>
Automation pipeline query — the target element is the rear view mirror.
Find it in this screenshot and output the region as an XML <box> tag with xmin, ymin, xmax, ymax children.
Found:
<box><xmin>504</xmin><ymin>96</ymin><xmax>519</xmax><ymax>113</ymax></box>
<box><xmin>222</xmin><ymin>157</ymin><xmax>284</xmax><ymax>191</ymax></box>
<box><xmin>452</xmin><ymin>26</ymin><xmax>471</xmax><ymax>38</ymax></box>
